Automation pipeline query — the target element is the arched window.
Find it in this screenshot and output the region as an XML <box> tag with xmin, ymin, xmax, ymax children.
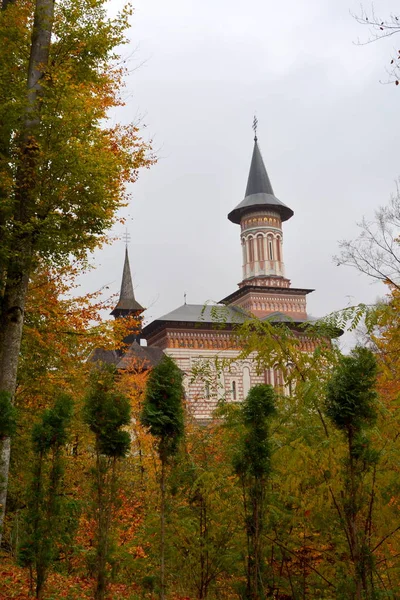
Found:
<box><xmin>276</xmin><ymin>237</ymin><xmax>281</xmax><ymax>262</ymax></box>
<box><xmin>243</xmin><ymin>367</ymin><xmax>251</xmax><ymax>398</ymax></box>
<box><xmin>232</xmin><ymin>380</ymin><xmax>237</xmax><ymax>401</ymax></box>
<box><xmin>257</xmin><ymin>235</ymin><xmax>264</xmax><ymax>261</ymax></box>
<box><xmin>205</xmin><ymin>382</ymin><xmax>210</xmax><ymax>400</ymax></box>
<box><xmin>268</xmin><ymin>238</ymin><xmax>274</xmax><ymax>260</ymax></box>
<box><xmin>241</xmin><ymin>239</ymin><xmax>246</xmax><ymax>264</ymax></box>
<box><xmin>218</xmin><ymin>372</ymin><xmax>225</xmax><ymax>399</ymax></box>
<box><xmin>274</xmin><ymin>369</ymin><xmax>284</xmax><ymax>390</ymax></box>
<box><xmin>248</xmin><ymin>237</ymin><xmax>254</xmax><ymax>263</ymax></box>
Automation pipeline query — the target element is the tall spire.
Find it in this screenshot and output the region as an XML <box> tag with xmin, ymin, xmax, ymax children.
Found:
<box><xmin>228</xmin><ymin>130</ymin><xmax>294</xmax><ymax>224</ymax></box>
<box><xmin>110</xmin><ymin>247</ymin><xmax>144</xmax><ymax>318</ymax></box>
<box><xmin>245</xmin><ymin>138</ymin><xmax>275</xmax><ymax>198</ymax></box>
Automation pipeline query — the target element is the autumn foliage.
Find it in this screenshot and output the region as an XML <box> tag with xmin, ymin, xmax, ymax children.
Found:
<box><xmin>2</xmin><ymin>2</ymin><xmax>400</xmax><ymax>600</ymax></box>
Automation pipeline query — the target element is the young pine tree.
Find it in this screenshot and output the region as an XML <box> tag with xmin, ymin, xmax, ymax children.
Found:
<box><xmin>140</xmin><ymin>354</ymin><xmax>185</xmax><ymax>600</ymax></box>
<box><xmin>233</xmin><ymin>384</ymin><xmax>276</xmax><ymax>600</ymax></box>
<box><xmin>325</xmin><ymin>346</ymin><xmax>378</xmax><ymax>600</ymax></box>
<box><xmin>84</xmin><ymin>365</ymin><xmax>131</xmax><ymax>600</ymax></box>
<box><xmin>18</xmin><ymin>394</ymin><xmax>73</xmax><ymax>599</ymax></box>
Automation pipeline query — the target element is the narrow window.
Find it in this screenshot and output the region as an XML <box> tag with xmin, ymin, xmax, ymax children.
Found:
<box><xmin>243</xmin><ymin>367</ymin><xmax>251</xmax><ymax>398</ymax></box>
<box><xmin>268</xmin><ymin>239</ymin><xmax>274</xmax><ymax>260</ymax></box>
<box><xmin>257</xmin><ymin>235</ymin><xmax>264</xmax><ymax>261</ymax></box>
<box><xmin>248</xmin><ymin>237</ymin><xmax>254</xmax><ymax>263</ymax></box>
<box><xmin>274</xmin><ymin>369</ymin><xmax>284</xmax><ymax>390</ymax></box>
<box><xmin>276</xmin><ymin>238</ymin><xmax>281</xmax><ymax>262</ymax></box>
<box><xmin>218</xmin><ymin>372</ymin><xmax>225</xmax><ymax>399</ymax></box>
<box><xmin>205</xmin><ymin>382</ymin><xmax>210</xmax><ymax>400</ymax></box>
<box><xmin>232</xmin><ymin>380</ymin><xmax>237</xmax><ymax>401</ymax></box>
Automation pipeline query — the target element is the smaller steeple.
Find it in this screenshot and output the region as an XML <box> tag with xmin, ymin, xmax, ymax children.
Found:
<box><xmin>111</xmin><ymin>247</ymin><xmax>144</xmax><ymax>318</ymax></box>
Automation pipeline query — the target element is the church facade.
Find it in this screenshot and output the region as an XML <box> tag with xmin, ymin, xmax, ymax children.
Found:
<box><xmin>90</xmin><ymin>131</ymin><xmax>321</xmax><ymax>420</ymax></box>
<box><xmin>137</xmin><ymin>133</ymin><xmax>316</xmax><ymax>421</ymax></box>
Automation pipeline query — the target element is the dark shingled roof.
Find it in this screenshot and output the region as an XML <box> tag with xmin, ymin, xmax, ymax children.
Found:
<box><xmin>142</xmin><ymin>303</ymin><xmax>248</xmax><ymax>338</ymax></box>
<box><xmin>153</xmin><ymin>303</ymin><xmax>247</xmax><ymax>323</ymax></box>
<box><xmin>245</xmin><ymin>138</ymin><xmax>275</xmax><ymax>198</ymax></box>
<box><xmin>111</xmin><ymin>248</ymin><xmax>144</xmax><ymax>317</ymax></box>
<box><xmin>87</xmin><ymin>341</ymin><xmax>164</xmax><ymax>370</ymax></box>
<box><xmin>87</xmin><ymin>348</ymin><xmax>120</xmax><ymax>366</ymax></box>
<box><xmin>142</xmin><ymin>302</ymin><xmax>321</xmax><ymax>339</ymax></box>
<box><xmin>116</xmin><ymin>341</ymin><xmax>164</xmax><ymax>369</ymax></box>
<box><xmin>228</xmin><ymin>138</ymin><xmax>294</xmax><ymax>224</ymax></box>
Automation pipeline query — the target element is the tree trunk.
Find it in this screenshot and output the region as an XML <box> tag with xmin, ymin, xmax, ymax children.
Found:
<box><xmin>0</xmin><ymin>0</ymin><xmax>55</xmax><ymax>545</ymax></box>
<box><xmin>160</xmin><ymin>458</ymin><xmax>166</xmax><ymax>600</ymax></box>
<box><xmin>198</xmin><ymin>492</ymin><xmax>209</xmax><ymax>600</ymax></box>
<box><xmin>245</xmin><ymin>478</ymin><xmax>264</xmax><ymax>600</ymax></box>
<box><xmin>95</xmin><ymin>451</ymin><xmax>106</xmax><ymax>600</ymax></box>
<box><xmin>0</xmin><ymin>268</ymin><xmax>30</xmax><ymax>542</ymax></box>
<box><xmin>347</xmin><ymin>427</ymin><xmax>369</xmax><ymax>600</ymax></box>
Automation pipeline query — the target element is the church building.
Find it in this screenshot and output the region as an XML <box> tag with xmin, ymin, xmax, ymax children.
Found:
<box><xmin>94</xmin><ymin>130</ymin><xmax>317</xmax><ymax>421</ymax></box>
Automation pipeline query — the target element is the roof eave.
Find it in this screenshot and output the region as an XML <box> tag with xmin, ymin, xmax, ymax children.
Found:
<box><xmin>228</xmin><ymin>198</ymin><xmax>294</xmax><ymax>224</ymax></box>
<box><xmin>220</xmin><ymin>285</ymin><xmax>315</xmax><ymax>305</ymax></box>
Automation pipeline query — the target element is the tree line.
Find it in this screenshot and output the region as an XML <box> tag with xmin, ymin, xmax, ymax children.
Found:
<box><xmin>2</xmin><ymin>278</ymin><xmax>400</xmax><ymax>600</ymax></box>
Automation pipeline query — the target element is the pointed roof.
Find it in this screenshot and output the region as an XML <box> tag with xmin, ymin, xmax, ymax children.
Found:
<box><xmin>228</xmin><ymin>136</ymin><xmax>294</xmax><ymax>224</ymax></box>
<box><xmin>245</xmin><ymin>138</ymin><xmax>275</xmax><ymax>197</ymax></box>
<box><xmin>110</xmin><ymin>248</ymin><xmax>144</xmax><ymax>317</ymax></box>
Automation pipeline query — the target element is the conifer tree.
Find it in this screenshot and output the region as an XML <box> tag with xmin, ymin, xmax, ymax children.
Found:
<box><xmin>325</xmin><ymin>346</ymin><xmax>378</xmax><ymax>599</ymax></box>
<box><xmin>18</xmin><ymin>394</ymin><xmax>73</xmax><ymax>599</ymax></box>
<box><xmin>84</xmin><ymin>365</ymin><xmax>131</xmax><ymax>600</ymax></box>
<box><xmin>169</xmin><ymin>422</ymin><xmax>241</xmax><ymax>599</ymax></box>
<box><xmin>233</xmin><ymin>384</ymin><xmax>276</xmax><ymax>600</ymax></box>
<box><xmin>140</xmin><ymin>354</ymin><xmax>185</xmax><ymax>600</ymax></box>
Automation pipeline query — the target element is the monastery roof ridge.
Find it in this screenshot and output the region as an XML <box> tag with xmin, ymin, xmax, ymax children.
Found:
<box><xmin>143</xmin><ymin>303</ymin><xmax>248</xmax><ymax>327</ymax></box>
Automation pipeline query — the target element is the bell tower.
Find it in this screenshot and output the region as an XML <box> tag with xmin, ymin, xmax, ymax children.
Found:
<box><xmin>221</xmin><ymin>123</ymin><xmax>313</xmax><ymax>321</ymax></box>
<box><xmin>111</xmin><ymin>247</ymin><xmax>145</xmax><ymax>345</ymax></box>
<box><xmin>111</xmin><ymin>247</ymin><xmax>144</xmax><ymax>319</ymax></box>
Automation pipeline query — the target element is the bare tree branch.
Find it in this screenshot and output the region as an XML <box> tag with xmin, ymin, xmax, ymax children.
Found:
<box><xmin>352</xmin><ymin>6</ymin><xmax>400</xmax><ymax>84</ymax></box>
<box><xmin>335</xmin><ymin>185</ymin><xmax>400</xmax><ymax>290</ymax></box>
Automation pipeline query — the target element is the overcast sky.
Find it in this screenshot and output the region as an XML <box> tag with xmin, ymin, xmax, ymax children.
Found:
<box><xmin>82</xmin><ymin>0</ymin><xmax>399</xmax><ymax>340</ymax></box>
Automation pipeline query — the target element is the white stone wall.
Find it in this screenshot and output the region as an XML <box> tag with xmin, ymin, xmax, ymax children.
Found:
<box><xmin>240</xmin><ymin>210</ymin><xmax>285</xmax><ymax>281</ymax></box>
<box><xmin>164</xmin><ymin>347</ymin><xmax>265</xmax><ymax>421</ymax></box>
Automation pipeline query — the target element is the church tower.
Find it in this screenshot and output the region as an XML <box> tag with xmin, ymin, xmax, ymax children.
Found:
<box><xmin>89</xmin><ymin>248</ymin><xmax>163</xmax><ymax>367</ymax></box>
<box><xmin>111</xmin><ymin>247</ymin><xmax>145</xmax><ymax>345</ymax></box>
<box><xmin>142</xmin><ymin>124</ymin><xmax>319</xmax><ymax>418</ymax></box>
<box><xmin>111</xmin><ymin>247</ymin><xmax>144</xmax><ymax>319</ymax></box>
<box><xmin>221</xmin><ymin>128</ymin><xmax>313</xmax><ymax>321</ymax></box>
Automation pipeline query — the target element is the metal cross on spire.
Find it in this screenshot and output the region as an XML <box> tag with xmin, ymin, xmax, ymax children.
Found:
<box><xmin>252</xmin><ymin>114</ymin><xmax>258</xmax><ymax>141</ymax></box>
<box><xmin>123</xmin><ymin>228</ymin><xmax>131</xmax><ymax>248</ymax></box>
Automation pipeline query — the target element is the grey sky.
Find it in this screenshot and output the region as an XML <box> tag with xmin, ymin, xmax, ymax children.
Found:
<box><xmin>83</xmin><ymin>0</ymin><xmax>399</xmax><ymax>337</ymax></box>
